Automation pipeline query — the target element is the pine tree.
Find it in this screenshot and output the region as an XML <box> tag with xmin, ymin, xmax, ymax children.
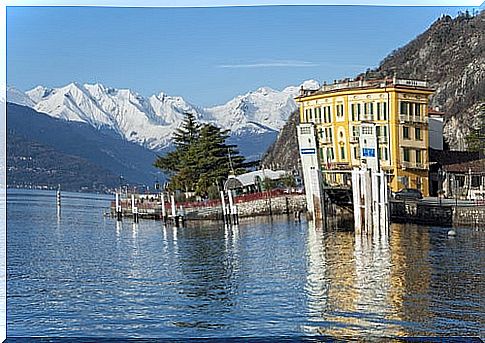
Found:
<box><xmin>154</xmin><ymin>116</ymin><xmax>247</xmax><ymax>195</ymax></box>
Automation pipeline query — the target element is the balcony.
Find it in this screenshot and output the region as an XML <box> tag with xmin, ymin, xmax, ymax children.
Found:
<box><xmin>350</xmin><ymin>136</ymin><xmax>359</xmax><ymax>143</ymax></box>
<box><xmin>399</xmin><ymin>115</ymin><xmax>428</xmax><ymax>124</ymax></box>
<box><xmin>378</xmin><ymin>136</ymin><xmax>388</xmax><ymax>144</ymax></box>
<box><xmin>395</xmin><ymin>79</ymin><xmax>429</xmax><ymax>88</ymax></box>
<box><xmin>320</xmin><ymin>137</ymin><xmax>332</xmax><ymax>144</ymax></box>
<box><xmin>401</xmin><ymin>161</ymin><xmax>428</xmax><ymax>170</ymax></box>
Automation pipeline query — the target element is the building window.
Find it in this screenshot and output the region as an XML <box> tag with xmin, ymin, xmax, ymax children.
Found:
<box><xmin>357</xmin><ymin>103</ymin><xmax>361</xmax><ymax>120</ymax></box>
<box><xmin>415</xmin><ymin>150</ymin><xmax>422</xmax><ymax>163</ymax></box>
<box><xmin>336</xmin><ymin>103</ymin><xmax>344</xmax><ymax>117</ymax></box>
<box><xmin>326</xmin><ymin>147</ymin><xmax>334</xmax><ymax>161</ymax></box>
<box><xmin>378</xmin><ymin>147</ymin><xmax>388</xmax><ymax>160</ymax></box>
<box><xmin>318</xmin><ymin>107</ymin><xmax>323</xmax><ymax>123</ymax></box>
<box><xmin>415</xmin><ymin>127</ymin><xmax>422</xmax><ymax>140</ymax></box>
<box><xmin>352</xmin><ymin>125</ymin><xmax>360</xmax><ymax>139</ymax></box>
<box><xmin>362</xmin><ymin>126</ymin><xmax>373</xmax><ymax>135</ymax></box>
<box><xmin>403</xmin><ymin>126</ymin><xmax>410</xmax><ymax>139</ymax></box>
<box><xmin>351</xmin><ymin>104</ymin><xmax>355</xmax><ymax>121</ymax></box>
<box><xmin>382</xmin><ymin>102</ymin><xmax>388</xmax><ymax>120</ymax></box>
<box><xmin>403</xmin><ymin>148</ymin><xmax>410</xmax><ymax>162</ymax></box>
<box><xmin>377</xmin><ymin>102</ymin><xmax>381</xmax><ymax>120</ymax></box>
<box><xmin>400</xmin><ymin>101</ymin><xmax>409</xmax><ymax>115</ymax></box>
<box><xmin>300</xmin><ymin>127</ymin><xmax>311</xmax><ymax>135</ymax></box>
<box><xmin>415</xmin><ymin>103</ymin><xmax>421</xmax><ymax>117</ymax></box>
<box><xmin>471</xmin><ymin>175</ymin><xmax>480</xmax><ymax>188</ymax></box>
<box><xmin>353</xmin><ymin>146</ymin><xmax>360</xmax><ymax>159</ymax></box>
<box><xmin>319</xmin><ymin>148</ymin><xmax>325</xmax><ymax>160</ymax></box>
<box><xmin>340</xmin><ymin>146</ymin><xmax>346</xmax><ymax>160</ymax></box>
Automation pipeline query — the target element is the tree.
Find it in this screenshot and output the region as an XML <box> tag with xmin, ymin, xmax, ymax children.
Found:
<box><xmin>154</xmin><ymin>112</ymin><xmax>202</xmax><ymax>191</ymax></box>
<box><xmin>154</xmin><ymin>115</ymin><xmax>247</xmax><ymax>195</ymax></box>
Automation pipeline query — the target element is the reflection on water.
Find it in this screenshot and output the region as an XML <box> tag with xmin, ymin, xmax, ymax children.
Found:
<box><xmin>6</xmin><ymin>189</ymin><xmax>484</xmax><ymax>338</ymax></box>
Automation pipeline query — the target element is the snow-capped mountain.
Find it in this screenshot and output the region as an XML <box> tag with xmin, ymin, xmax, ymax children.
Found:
<box><xmin>7</xmin><ymin>80</ymin><xmax>320</xmax><ymax>153</ymax></box>
<box><xmin>6</xmin><ymin>86</ymin><xmax>35</xmax><ymax>107</ymax></box>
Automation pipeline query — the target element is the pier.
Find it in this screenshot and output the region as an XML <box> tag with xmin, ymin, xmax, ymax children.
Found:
<box><xmin>109</xmin><ymin>189</ymin><xmax>307</xmax><ymax>223</ymax></box>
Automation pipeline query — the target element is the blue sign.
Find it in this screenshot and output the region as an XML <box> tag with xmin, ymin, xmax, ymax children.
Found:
<box><xmin>301</xmin><ymin>148</ymin><xmax>316</xmax><ymax>155</ymax></box>
<box><xmin>362</xmin><ymin>148</ymin><xmax>376</xmax><ymax>157</ymax></box>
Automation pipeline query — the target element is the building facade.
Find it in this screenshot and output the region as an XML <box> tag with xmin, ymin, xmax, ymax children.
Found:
<box><xmin>295</xmin><ymin>77</ymin><xmax>434</xmax><ymax>196</ymax></box>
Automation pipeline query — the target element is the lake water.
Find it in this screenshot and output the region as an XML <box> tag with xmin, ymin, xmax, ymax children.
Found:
<box><xmin>6</xmin><ymin>189</ymin><xmax>484</xmax><ymax>339</ymax></box>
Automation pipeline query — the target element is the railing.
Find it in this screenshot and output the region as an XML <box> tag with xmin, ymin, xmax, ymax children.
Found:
<box><xmin>320</xmin><ymin>137</ymin><xmax>333</xmax><ymax>144</ymax></box>
<box><xmin>401</xmin><ymin>161</ymin><xmax>428</xmax><ymax>170</ymax></box>
<box><xmin>400</xmin><ymin>115</ymin><xmax>428</xmax><ymax>123</ymax></box>
<box><xmin>349</xmin><ymin>136</ymin><xmax>359</xmax><ymax>143</ymax></box>
<box><xmin>395</xmin><ymin>79</ymin><xmax>429</xmax><ymax>88</ymax></box>
<box><xmin>300</xmin><ymin>78</ymin><xmax>429</xmax><ymax>97</ymax></box>
<box><xmin>378</xmin><ymin>136</ymin><xmax>388</xmax><ymax>144</ymax></box>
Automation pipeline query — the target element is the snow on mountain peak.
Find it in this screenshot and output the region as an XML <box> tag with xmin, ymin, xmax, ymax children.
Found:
<box><xmin>11</xmin><ymin>80</ymin><xmax>314</xmax><ymax>151</ymax></box>
<box><xmin>7</xmin><ymin>86</ymin><xmax>35</xmax><ymax>107</ymax></box>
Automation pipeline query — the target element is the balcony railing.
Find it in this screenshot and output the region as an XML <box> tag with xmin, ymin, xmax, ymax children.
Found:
<box><xmin>395</xmin><ymin>79</ymin><xmax>429</xmax><ymax>88</ymax></box>
<box><xmin>401</xmin><ymin>161</ymin><xmax>428</xmax><ymax>170</ymax></box>
<box><xmin>320</xmin><ymin>137</ymin><xmax>332</xmax><ymax>144</ymax></box>
<box><xmin>400</xmin><ymin>115</ymin><xmax>428</xmax><ymax>124</ymax></box>
<box><xmin>378</xmin><ymin>136</ymin><xmax>388</xmax><ymax>144</ymax></box>
<box><xmin>350</xmin><ymin>136</ymin><xmax>359</xmax><ymax>143</ymax></box>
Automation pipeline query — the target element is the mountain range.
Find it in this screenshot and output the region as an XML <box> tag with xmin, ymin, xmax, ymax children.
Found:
<box><xmin>7</xmin><ymin>80</ymin><xmax>319</xmax><ymax>160</ymax></box>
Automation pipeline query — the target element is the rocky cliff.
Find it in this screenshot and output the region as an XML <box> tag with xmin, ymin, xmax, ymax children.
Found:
<box><xmin>263</xmin><ymin>10</ymin><xmax>484</xmax><ymax>170</ymax></box>
<box><xmin>368</xmin><ymin>10</ymin><xmax>484</xmax><ymax>150</ymax></box>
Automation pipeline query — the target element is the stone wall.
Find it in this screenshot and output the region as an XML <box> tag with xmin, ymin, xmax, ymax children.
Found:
<box><xmin>453</xmin><ymin>206</ymin><xmax>485</xmax><ymax>227</ymax></box>
<box><xmin>184</xmin><ymin>194</ymin><xmax>307</xmax><ymax>220</ymax></box>
<box><xmin>236</xmin><ymin>194</ymin><xmax>306</xmax><ymax>217</ymax></box>
<box><xmin>390</xmin><ymin>201</ymin><xmax>485</xmax><ymax>227</ymax></box>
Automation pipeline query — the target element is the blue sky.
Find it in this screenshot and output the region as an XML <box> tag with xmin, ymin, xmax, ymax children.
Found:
<box><xmin>7</xmin><ymin>5</ymin><xmax>479</xmax><ymax>106</ymax></box>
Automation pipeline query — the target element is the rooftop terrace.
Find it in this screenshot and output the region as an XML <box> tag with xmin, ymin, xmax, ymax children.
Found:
<box><xmin>298</xmin><ymin>77</ymin><xmax>431</xmax><ymax>98</ymax></box>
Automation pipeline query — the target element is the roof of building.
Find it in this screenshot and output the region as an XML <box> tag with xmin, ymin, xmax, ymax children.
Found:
<box><xmin>428</xmin><ymin>107</ymin><xmax>445</xmax><ymax>116</ymax></box>
<box><xmin>429</xmin><ymin>149</ymin><xmax>480</xmax><ymax>165</ymax></box>
<box><xmin>225</xmin><ymin>169</ymin><xmax>287</xmax><ymax>190</ymax></box>
<box><xmin>443</xmin><ymin>158</ymin><xmax>485</xmax><ymax>173</ymax></box>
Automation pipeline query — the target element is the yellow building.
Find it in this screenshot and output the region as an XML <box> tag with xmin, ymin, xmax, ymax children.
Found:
<box><xmin>295</xmin><ymin>77</ymin><xmax>434</xmax><ymax>196</ymax></box>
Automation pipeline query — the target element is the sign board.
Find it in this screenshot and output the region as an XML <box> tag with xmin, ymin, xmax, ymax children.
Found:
<box><xmin>300</xmin><ymin>148</ymin><xmax>316</xmax><ymax>155</ymax></box>
<box><xmin>362</xmin><ymin>148</ymin><xmax>375</xmax><ymax>158</ymax></box>
<box><xmin>360</xmin><ymin>123</ymin><xmax>379</xmax><ymax>171</ymax></box>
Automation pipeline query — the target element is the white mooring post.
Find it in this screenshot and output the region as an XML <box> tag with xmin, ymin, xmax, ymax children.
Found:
<box><xmin>220</xmin><ymin>190</ymin><xmax>227</xmax><ymax>223</ymax></box>
<box><xmin>115</xmin><ymin>192</ymin><xmax>122</xmax><ymax>221</ymax></box>
<box><xmin>161</xmin><ymin>192</ymin><xmax>166</xmax><ymax>221</ymax></box>
<box><xmin>297</xmin><ymin>123</ymin><xmax>325</xmax><ymax>222</ymax></box>
<box><xmin>352</xmin><ymin>168</ymin><xmax>362</xmax><ymax>233</ymax></box>
<box><xmin>56</xmin><ymin>184</ymin><xmax>61</xmax><ymax>207</ymax></box>
<box><xmin>352</xmin><ymin>168</ymin><xmax>389</xmax><ymax>236</ymax></box>
<box><xmin>131</xmin><ymin>194</ymin><xmax>138</xmax><ymax>223</ymax></box>
<box><xmin>227</xmin><ymin>190</ymin><xmax>238</xmax><ymax>224</ymax></box>
<box><xmin>171</xmin><ymin>194</ymin><xmax>176</xmax><ymax>218</ymax></box>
